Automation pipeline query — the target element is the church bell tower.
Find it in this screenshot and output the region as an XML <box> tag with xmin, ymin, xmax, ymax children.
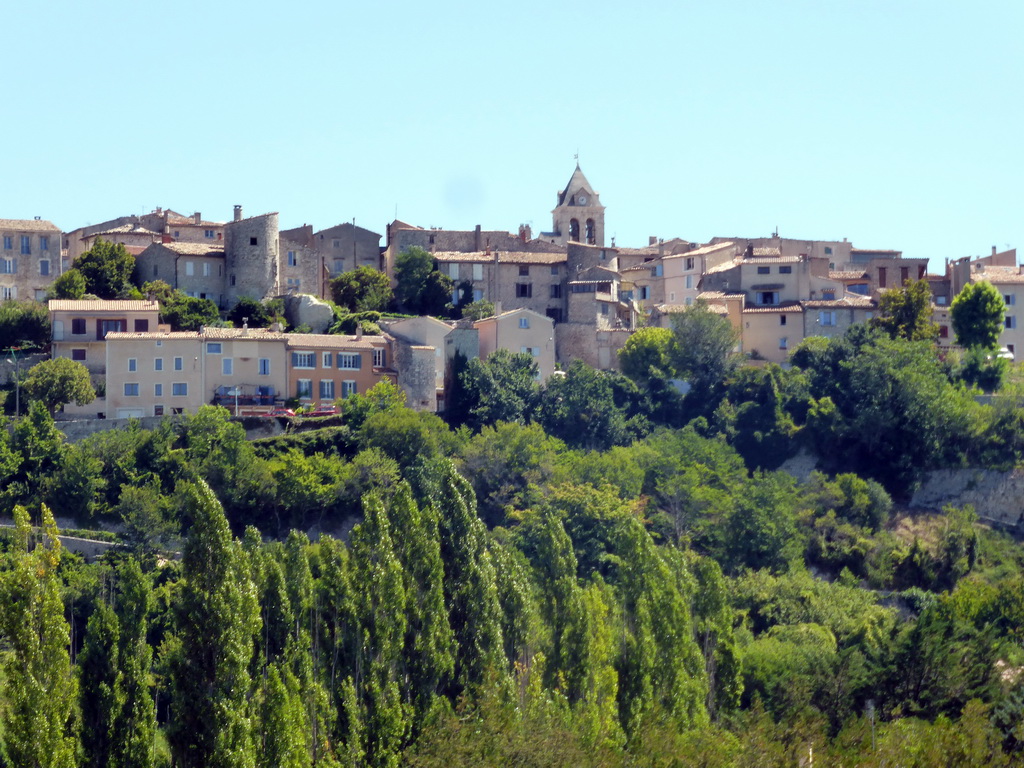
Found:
<box><xmin>550</xmin><ymin>163</ymin><xmax>605</xmax><ymax>247</ymax></box>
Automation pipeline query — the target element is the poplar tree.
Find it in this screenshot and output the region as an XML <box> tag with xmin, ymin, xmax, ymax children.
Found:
<box><xmin>168</xmin><ymin>480</ymin><xmax>261</xmax><ymax>768</ymax></box>
<box><xmin>113</xmin><ymin>558</ymin><xmax>158</xmax><ymax>768</ymax></box>
<box><xmin>78</xmin><ymin>601</ymin><xmax>121</xmax><ymax>766</ymax></box>
<box><xmin>0</xmin><ymin>505</ymin><xmax>78</xmax><ymax>768</ymax></box>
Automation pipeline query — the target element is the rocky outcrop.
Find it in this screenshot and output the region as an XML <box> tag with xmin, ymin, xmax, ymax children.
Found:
<box><xmin>284</xmin><ymin>294</ymin><xmax>334</xmax><ymax>333</ymax></box>
<box><xmin>910</xmin><ymin>468</ymin><xmax>1024</xmax><ymax>527</ymax></box>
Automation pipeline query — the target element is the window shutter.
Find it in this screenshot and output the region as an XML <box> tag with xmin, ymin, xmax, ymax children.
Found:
<box><xmin>354</xmin><ymin>354</ymin><xmax>361</xmax><ymax>370</ymax></box>
<box><xmin>10</xmin><ymin>259</ymin><xmax>16</xmax><ymax>273</ymax></box>
<box><xmin>291</xmin><ymin>352</ymin><xmax>299</xmax><ymax>366</ymax></box>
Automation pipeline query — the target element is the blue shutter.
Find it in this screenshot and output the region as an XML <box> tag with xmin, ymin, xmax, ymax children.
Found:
<box><xmin>10</xmin><ymin>259</ymin><xmax>16</xmax><ymax>273</ymax></box>
<box><xmin>354</xmin><ymin>354</ymin><xmax>362</xmax><ymax>370</ymax></box>
<box><xmin>291</xmin><ymin>352</ymin><xmax>299</xmax><ymax>366</ymax></box>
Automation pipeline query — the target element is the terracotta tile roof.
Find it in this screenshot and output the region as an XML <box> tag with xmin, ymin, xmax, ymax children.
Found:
<box><xmin>286</xmin><ymin>333</ymin><xmax>382</xmax><ymax>350</ymax></box>
<box><xmin>801</xmin><ymin>296</ymin><xmax>876</xmax><ymax>309</ymax></box>
<box><xmin>0</xmin><ymin>218</ymin><xmax>61</xmax><ymax>232</ymax></box>
<box><xmin>976</xmin><ymin>271</ymin><xmax>1024</xmax><ymax>284</ymax></box>
<box><xmin>743</xmin><ymin>255</ymin><xmax>802</xmax><ymax>265</ymax></box>
<box><xmin>657</xmin><ymin>302</ymin><xmax>729</xmax><ymax>315</ymax></box>
<box><xmin>165</xmin><ymin>216</ymin><xmax>222</xmax><ymax>227</ymax></box>
<box><xmin>829</xmin><ymin>270</ymin><xmax>869</xmax><ymax>280</ymax></box>
<box><xmin>200</xmin><ymin>327</ymin><xmax>288</xmax><ymax>340</ymax></box>
<box><xmin>664</xmin><ymin>241</ymin><xmax>736</xmax><ymax>260</ymax></box>
<box><xmin>49</xmin><ymin>300</ymin><xmax>159</xmax><ymax>313</ymax></box>
<box><xmin>752</xmin><ymin>247</ymin><xmax>782</xmax><ymax>257</ymax></box>
<box><xmin>705</xmin><ymin>259</ymin><xmax>741</xmax><ymax>275</ymax></box>
<box><xmin>742</xmin><ymin>301</ymin><xmax>803</xmax><ymax>314</ymax></box>
<box><xmin>106</xmin><ymin>331</ymin><xmax>201</xmax><ymax>341</ymax></box>
<box><xmin>850</xmin><ymin>248</ymin><xmax>902</xmax><ymax>255</ymax></box>
<box><xmin>696</xmin><ymin>291</ymin><xmax>743</xmax><ymax>300</ymax></box>
<box><xmin>149</xmin><ymin>242</ymin><xmax>225</xmax><ymax>256</ymax></box>
<box><xmin>432</xmin><ymin>250</ymin><xmax>566</xmax><ymax>265</ymax></box>
<box><xmin>90</xmin><ymin>223</ymin><xmax>160</xmax><ymax>237</ymax></box>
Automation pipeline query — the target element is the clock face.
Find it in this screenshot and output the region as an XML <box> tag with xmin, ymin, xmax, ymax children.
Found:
<box><xmin>578</xmin><ymin>195</ymin><xmax>587</xmax><ymax>205</ymax></box>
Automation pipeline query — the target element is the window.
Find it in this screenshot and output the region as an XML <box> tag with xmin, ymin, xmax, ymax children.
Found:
<box><xmin>39</xmin><ymin>259</ymin><xmax>49</xmax><ymax>276</ymax></box>
<box><xmin>373</xmin><ymin>348</ymin><xmax>386</xmax><ymax>368</ymax></box>
<box><xmin>819</xmin><ymin>311</ymin><xmax>837</xmax><ymax>326</ymax></box>
<box><xmin>515</xmin><ymin>283</ymin><xmax>533</xmax><ymax>298</ymax></box>
<box><xmin>40</xmin><ymin>236</ymin><xmax>49</xmax><ymax>251</ymax></box>
<box><xmin>174</xmin><ymin>357</ymin><xmax>183</xmax><ymax>371</ymax></box>
<box><xmin>824</xmin><ymin>246</ymin><xmax>833</xmax><ymax>255</ymax></box>
<box><xmin>569</xmin><ymin>219</ymin><xmax>580</xmax><ymax>242</ymax></box>
<box><xmin>154</xmin><ymin>405</ymin><xmax>164</xmax><ymax>416</ymax></box>
<box><xmin>780</xmin><ymin>315</ymin><xmax>787</xmax><ymax>326</ymax></box>
<box><xmin>286</xmin><ymin>278</ymin><xmax>300</xmax><ymax>289</ymax></box>
<box><xmin>173</xmin><ymin>231</ymin><xmax>180</xmax><ymax>238</ymax></box>
<box><xmin>0</xmin><ymin>286</ymin><xmax>14</xmax><ymax>300</ymax></box>
<box><xmin>185</xmin><ymin>261</ymin><xmax>194</xmax><ymax>276</ymax></box>
<box><xmin>206</xmin><ymin>342</ymin><xmax>222</xmax><ymax>353</ymax></box>
<box><xmin>756</xmin><ymin>291</ymin><xmax>779</xmax><ymax>305</ymax></box>
<box><xmin>1006</xmin><ymin>316</ymin><xmax>1017</xmax><ymax>330</ymax></box>
<box><xmin>519</xmin><ymin>317</ymin><xmax>530</xmax><ymax>329</ymax></box>
<box><xmin>297</xmin><ymin>379</ymin><xmax>313</xmax><ymax>399</ymax></box>
<box><xmin>780</xmin><ymin>337</ymin><xmax>788</xmax><ymax>350</ymax></box>
<box><xmin>585</xmin><ymin>218</ymin><xmax>595</xmax><ymax>245</ymax></box>
<box><xmin>155</xmin><ymin>340</ymin><xmax>162</xmax><ymax>347</ymax></box>
<box><xmin>473</xmin><ymin>289</ymin><xmax>483</xmax><ymax>302</ymax></box>
<box><xmin>204</xmin><ymin>229</ymin><xmax>215</xmax><ymax>239</ymax></box>
<box><xmin>685</xmin><ymin>275</ymin><xmax>693</xmax><ymax>290</ymax></box>
<box><xmin>337</xmin><ymin>353</ymin><xmax>361</xmax><ymax>370</ymax></box>
<box><xmin>900</xmin><ymin>267</ymin><xmax>909</xmax><ymax>284</ymax></box>
<box><xmin>520</xmin><ymin>346</ymin><xmax>540</xmax><ymax>357</ymax></box>
<box><xmin>1</xmin><ymin>258</ymin><xmax>16</xmax><ymax>274</ymax></box>
<box><xmin>322</xmin><ymin>352</ymin><xmax>333</xmax><ymax>368</ymax></box>
<box><xmin>1005</xmin><ymin>294</ymin><xmax>1016</xmax><ymax>306</ymax></box>
<box><xmin>685</xmin><ymin>297</ymin><xmax>693</xmax><ymax>306</ymax></box>
<box><xmin>822</xmin><ymin>290</ymin><xmax>836</xmax><ymax>301</ymax></box>
<box><xmin>250</xmin><ymin>237</ymin><xmax>258</xmax><ymax>246</ymax></box>
<box><xmin>155</xmin><ymin>358</ymin><xmax>163</xmax><ymax>371</ymax></box>
<box><xmin>550</xmin><ymin>284</ymin><xmax>562</xmax><ymax>299</ymax></box>
<box><xmin>519</xmin><ymin>265</ymin><xmax>530</xmax><ymax>277</ymax></box>
<box><xmin>222</xmin><ymin>358</ymin><xmax>233</xmax><ymax>375</ymax></box>
<box><xmin>472</xmin><ymin>264</ymin><xmax>483</xmax><ymax>281</ymax></box>
<box><xmin>878</xmin><ymin>267</ymin><xmax>887</xmax><ymax>288</ymax></box>
<box><xmin>172</xmin><ymin>383</ymin><xmax>188</xmax><ymax>396</ymax></box>
<box><xmin>685</xmin><ymin>257</ymin><xmax>695</xmax><ymax>271</ymax></box>
<box><xmin>71</xmin><ymin>349</ymin><xmax>86</xmax><ymax>361</ymax></box>
<box><xmin>639</xmin><ymin>286</ymin><xmax>650</xmax><ymax>300</ymax></box>
<box><xmin>288</xmin><ymin>251</ymin><xmax>298</xmax><ymax>267</ymax></box>
<box><xmin>779</xmin><ymin>265</ymin><xmax>792</xmax><ymax>274</ymax></box>
<box><xmin>652</xmin><ymin>264</ymin><xmax>663</xmax><ymax>277</ymax></box>
<box><xmin>342</xmin><ymin>380</ymin><xmax>357</xmax><ymax>398</ymax></box>
<box><xmin>124</xmin><ymin>383</ymin><xmax>140</xmax><ymax>397</ymax></box>
<box><xmin>757</xmin><ymin>266</ymin><xmax>770</xmax><ymax>275</ymax></box>
<box><xmin>134</xmin><ymin>319</ymin><xmax>149</xmax><ymax>332</ymax></box>
<box><xmin>939</xmin><ymin>325</ymin><xmax>949</xmax><ymax>339</ymax></box>
<box><xmin>601</xmin><ymin>303</ymin><xmax>609</xmax><ymax>315</ymax></box>
<box><xmin>669</xmin><ymin>292</ymin><xmax>676</xmax><ymax>301</ymax></box>
<box><xmin>333</xmin><ymin>239</ymin><xmax>341</xmax><ymax>248</ymax></box>
<box><xmin>203</xmin><ymin>262</ymin><xmax>211</xmax><ymax>277</ymax></box>
<box><xmin>20</xmin><ymin>236</ymin><xmax>30</xmax><ymax>255</ymax></box>
<box><xmin>936</xmin><ymin>295</ymin><xmax>947</xmax><ymax>305</ymax></box>
<box><xmin>292</xmin><ymin>352</ymin><xmax>315</xmax><ymax>369</ymax></box>
<box><xmin>230</xmin><ymin>275</ymin><xmax>236</xmax><ymax>286</ymax></box>
<box><xmin>100</xmin><ymin>319</ymin><xmax>125</xmax><ymax>337</ymax></box>
<box><xmin>128</xmin><ymin>358</ymin><xmax>137</xmax><ymax>372</ymax></box>
<box><xmin>550</xmin><ymin>265</ymin><xmax>559</xmax><ymax>276</ymax></box>
<box><xmin>320</xmin><ymin>380</ymin><xmax>335</xmax><ymax>399</ymax></box>
<box><xmin>1</xmin><ymin>236</ymin><xmax>9</xmax><ymax>250</ymax></box>
<box><xmin>155</xmin><ymin>384</ymin><xmax>163</xmax><ymax>397</ymax></box>
<box><xmin>258</xmin><ymin>358</ymin><xmax>270</xmax><ymax>375</ymax></box>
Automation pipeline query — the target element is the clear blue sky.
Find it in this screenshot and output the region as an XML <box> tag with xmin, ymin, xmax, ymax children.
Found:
<box><xmin>3</xmin><ymin>1</ymin><xmax>1021</xmax><ymax>273</ymax></box>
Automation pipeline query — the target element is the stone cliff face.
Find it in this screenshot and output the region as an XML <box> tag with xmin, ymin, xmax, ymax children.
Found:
<box><xmin>910</xmin><ymin>468</ymin><xmax>1024</xmax><ymax>528</ymax></box>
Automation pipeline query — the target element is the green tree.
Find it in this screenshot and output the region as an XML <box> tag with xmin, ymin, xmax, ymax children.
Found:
<box><xmin>161</xmin><ymin>292</ymin><xmax>221</xmax><ymax>331</ymax></box>
<box><xmin>454</xmin><ymin>348</ymin><xmax>539</xmax><ymax>430</ymax></box>
<box><xmin>460</xmin><ymin>299</ymin><xmax>495</xmax><ymax>321</ymax></box>
<box><xmin>0</xmin><ymin>298</ymin><xmax>50</xmax><ymax>349</ymax></box>
<box><xmin>0</xmin><ymin>505</ymin><xmax>78</xmax><ymax>768</ymax></box>
<box><xmin>22</xmin><ymin>356</ymin><xmax>96</xmax><ymax>414</ymax></box>
<box><xmin>78</xmin><ymin>602</ymin><xmax>122</xmax><ymax>767</ymax></box>
<box><xmin>168</xmin><ymin>480</ymin><xmax>261</xmax><ymax>768</ymax></box>
<box><xmin>113</xmin><ymin>558</ymin><xmax>158</xmax><ymax>768</ymax></box>
<box><xmin>75</xmin><ymin>237</ymin><xmax>137</xmax><ymax>298</ymax></box>
<box><xmin>537</xmin><ymin>361</ymin><xmax>637</xmax><ymax>451</ymax></box>
<box><xmin>227</xmin><ymin>296</ymin><xmax>284</xmax><ymax>328</ymax></box>
<box><xmin>51</xmin><ymin>268</ymin><xmax>86</xmax><ymax>299</ymax></box>
<box><xmin>618</xmin><ymin>326</ymin><xmax>676</xmax><ymax>385</ymax></box>
<box><xmin>669</xmin><ymin>301</ymin><xmax>739</xmax><ymax>396</ymax></box>
<box><xmin>951</xmin><ymin>280</ymin><xmax>1006</xmax><ymax>350</ymax></box>
<box><xmin>330</xmin><ymin>266</ymin><xmax>393</xmax><ymax>312</ymax></box>
<box><xmin>394</xmin><ymin>247</ymin><xmax>453</xmax><ymax>315</ymax></box>
<box><xmin>871</xmin><ymin>278</ymin><xmax>939</xmax><ymax>342</ymax></box>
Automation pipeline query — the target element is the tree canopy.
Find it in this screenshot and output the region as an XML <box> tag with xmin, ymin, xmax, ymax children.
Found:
<box><xmin>22</xmin><ymin>357</ymin><xmax>96</xmax><ymax>414</ymax></box>
<box><xmin>394</xmin><ymin>247</ymin><xmax>453</xmax><ymax>316</ymax></box>
<box><xmin>74</xmin><ymin>238</ymin><xmax>137</xmax><ymax>299</ymax></box>
<box><xmin>871</xmin><ymin>278</ymin><xmax>939</xmax><ymax>342</ymax></box>
<box><xmin>669</xmin><ymin>301</ymin><xmax>739</xmax><ymax>396</ymax></box>
<box><xmin>330</xmin><ymin>266</ymin><xmax>393</xmax><ymax>312</ymax></box>
<box><xmin>951</xmin><ymin>281</ymin><xmax>1005</xmax><ymax>350</ymax></box>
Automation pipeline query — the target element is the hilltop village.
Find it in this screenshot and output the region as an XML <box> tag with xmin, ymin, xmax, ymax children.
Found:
<box><xmin>2</xmin><ymin>164</ymin><xmax>1017</xmax><ymax>420</ymax></box>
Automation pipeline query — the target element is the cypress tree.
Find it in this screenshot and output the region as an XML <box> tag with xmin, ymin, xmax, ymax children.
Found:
<box><xmin>113</xmin><ymin>557</ymin><xmax>158</xmax><ymax>768</ymax></box>
<box><xmin>0</xmin><ymin>505</ymin><xmax>78</xmax><ymax>768</ymax></box>
<box><xmin>168</xmin><ymin>480</ymin><xmax>261</xmax><ymax>768</ymax></box>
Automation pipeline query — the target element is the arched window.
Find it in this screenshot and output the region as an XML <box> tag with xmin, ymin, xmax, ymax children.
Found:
<box><xmin>569</xmin><ymin>219</ymin><xmax>580</xmax><ymax>242</ymax></box>
<box><xmin>585</xmin><ymin>219</ymin><xmax>596</xmax><ymax>245</ymax></box>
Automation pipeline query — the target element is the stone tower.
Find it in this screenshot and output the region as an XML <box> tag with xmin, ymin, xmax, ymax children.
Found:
<box><xmin>550</xmin><ymin>164</ymin><xmax>605</xmax><ymax>247</ymax></box>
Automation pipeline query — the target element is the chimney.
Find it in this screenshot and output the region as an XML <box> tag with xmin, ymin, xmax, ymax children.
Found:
<box><xmin>234</xmin><ymin>205</ymin><xmax>243</xmax><ymax>222</ymax></box>
<box><xmin>355</xmin><ymin>326</ymin><xmax>363</xmax><ymax>340</ymax></box>
<box><xmin>474</xmin><ymin>224</ymin><xmax>482</xmax><ymax>252</ymax></box>
<box><xmin>993</xmin><ymin>246</ymin><xmax>998</xmax><ymax>256</ymax></box>
<box><xmin>194</xmin><ymin>212</ymin><xmax>201</xmax><ymax>225</ymax></box>
<box><xmin>649</xmin><ymin>236</ymin><xmax>657</xmax><ymax>246</ymax></box>
<box><xmin>162</xmin><ymin>233</ymin><xmax>172</xmax><ymax>244</ymax></box>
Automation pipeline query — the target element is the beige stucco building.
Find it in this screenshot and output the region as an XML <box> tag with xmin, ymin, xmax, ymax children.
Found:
<box><xmin>474</xmin><ymin>308</ymin><xmax>556</xmax><ymax>380</ymax></box>
<box><xmin>1</xmin><ymin>219</ymin><xmax>63</xmax><ymax>301</ymax></box>
<box><xmin>50</xmin><ymin>299</ymin><xmax>160</xmax><ymax>375</ymax></box>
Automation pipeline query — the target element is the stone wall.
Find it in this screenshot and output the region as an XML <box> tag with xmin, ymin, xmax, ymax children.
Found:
<box><xmin>225</xmin><ymin>213</ymin><xmax>279</xmax><ymax>305</ymax></box>
<box><xmin>910</xmin><ymin>468</ymin><xmax>1024</xmax><ymax>528</ymax></box>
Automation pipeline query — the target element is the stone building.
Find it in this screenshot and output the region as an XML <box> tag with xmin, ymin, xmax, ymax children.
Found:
<box><xmin>280</xmin><ymin>225</ymin><xmax>325</xmax><ymax>298</ymax></box>
<box><xmin>64</xmin><ymin>208</ymin><xmax>224</xmax><ymax>263</ymax></box>
<box><xmin>541</xmin><ymin>164</ymin><xmax>606</xmax><ymax>247</ymax></box>
<box><xmin>0</xmin><ymin>218</ymin><xmax>63</xmax><ymax>301</ymax></box>
<box><xmin>434</xmin><ymin>250</ymin><xmax>568</xmax><ymax>321</ymax></box>
<box><xmin>316</xmin><ymin>222</ymin><xmax>383</xmax><ymax>276</ymax></box>
<box><xmin>136</xmin><ymin>242</ymin><xmax>227</xmax><ymax>305</ymax></box>
<box><xmin>80</xmin><ymin>223</ymin><xmax>162</xmax><ymax>256</ymax></box>
<box><xmin>224</xmin><ymin>208</ymin><xmax>279</xmax><ymax>306</ymax></box>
